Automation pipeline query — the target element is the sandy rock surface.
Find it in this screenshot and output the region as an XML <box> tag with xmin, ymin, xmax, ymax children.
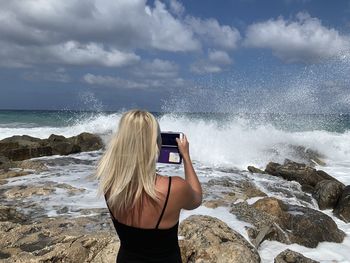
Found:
<box><xmin>179</xmin><ymin>215</ymin><xmax>261</xmax><ymax>263</ymax></box>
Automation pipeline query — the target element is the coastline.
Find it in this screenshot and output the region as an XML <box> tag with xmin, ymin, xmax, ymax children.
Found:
<box><xmin>1</xmin><ymin>132</ymin><xmax>350</xmax><ymax>262</ymax></box>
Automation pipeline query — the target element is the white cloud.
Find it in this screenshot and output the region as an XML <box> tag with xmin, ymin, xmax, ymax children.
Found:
<box><xmin>244</xmin><ymin>12</ymin><xmax>350</xmax><ymax>63</ymax></box>
<box><xmin>133</xmin><ymin>59</ymin><xmax>179</xmax><ymax>78</ymax></box>
<box><xmin>0</xmin><ymin>0</ymin><xmax>200</xmax><ymax>68</ymax></box>
<box><xmin>208</xmin><ymin>50</ymin><xmax>232</xmax><ymax>65</ymax></box>
<box><xmin>0</xmin><ymin>41</ymin><xmax>140</xmax><ymax>67</ymax></box>
<box><xmin>169</xmin><ymin>0</ymin><xmax>185</xmax><ymax>17</ymax></box>
<box><xmin>83</xmin><ymin>73</ymin><xmax>186</xmax><ymax>89</ymax></box>
<box><xmin>83</xmin><ymin>73</ymin><xmax>148</xmax><ymax>89</ymax></box>
<box><xmin>187</xmin><ymin>17</ymin><xmax>241</xmax><ymax>50</ymax></box>
<box><xmin>191</xmin><ymin>50</ymin><xmax>232</xmax><ymax>74</ymax></box>
<box><xmin>147</xmin><ymin>1</ymin><xmax>200</xmax><ymax>52</ymax></box>
<box><xmin>49</xmin><ymin>41</ymin><xmax>140</xmax><ymax>67</ymax></box>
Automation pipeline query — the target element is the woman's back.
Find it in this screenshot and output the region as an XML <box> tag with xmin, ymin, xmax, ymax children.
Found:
<box><xmin>96</xmin><ymin>110</ymin><xmax>202</xmax><ymax>263</ymax></box>
<box><xmin>105</xmin><ymin>176</ymin><xmax>182</xmax><ymax>262</ymax></box>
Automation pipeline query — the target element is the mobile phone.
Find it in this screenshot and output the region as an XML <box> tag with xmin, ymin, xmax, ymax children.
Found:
<box><xmin>158</xmin><ymin>132</ymin><xmax>183</xmax><ymax>164</ymax></box>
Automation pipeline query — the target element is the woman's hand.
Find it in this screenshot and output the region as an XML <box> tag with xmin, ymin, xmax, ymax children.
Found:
<box><xmin>176</xmin><ymin>134</ymin><xmax>190</xmax><ymax>160</ymax></box>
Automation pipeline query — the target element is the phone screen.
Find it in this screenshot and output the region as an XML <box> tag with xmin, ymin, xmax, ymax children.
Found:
<box><xmin>161</xmin><ymin>132</ymin><xmax>180</xmax><ymax>147</ymax></box>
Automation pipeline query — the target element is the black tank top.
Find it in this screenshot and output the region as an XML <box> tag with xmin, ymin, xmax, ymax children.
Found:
<box><xmin>104</xmin><ymin>176</ymin><xmax>182</xmax><ymax>263</ymax></box>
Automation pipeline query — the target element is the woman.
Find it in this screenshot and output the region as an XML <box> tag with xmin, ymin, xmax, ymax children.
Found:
<box><xmin>96</xmin><ymin>110</ymin><xmax>202</xmax><ymax>263</ymax></box>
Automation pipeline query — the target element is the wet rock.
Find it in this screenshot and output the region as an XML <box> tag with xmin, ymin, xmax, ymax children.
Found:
<box><xmin>15</xmin><ymin>160</ymin><xmax>48</xmax><ymax>172</ymax></box>
<box><xmin>288</xmin><ymin>145</ymin><xmax>326</xmax><ymax>167</ymax></box>
<box><xmin>4</xmin><ymin>185</ymin><xmax>55</xmax><ymax>199</ymax></box>
<box><xmin>248</xmin><ymin>166</ymin><xmax>266</xmax><ymax>174</ymax></box>
<box><xmin>0</xmin><ymin>169</ymin><xmax>32</xmax><ymax>180</ymax></box>
<box><xmin>0</xmin><ymin>215</ymin><xmax>118</xmax><ymax>262</ymax></box>
<box><xmin>274</xmin><ymin>249</ymin><xmax>319</xmax><ymax>263</ymax></box>
<box><xmin>203</xmin><ymin>177</ymin><xmax>267</xmax><ymax>208</ymax></box>
<box><xmin>179</xmin><ymin>215</ymin><xmax>260</xmax><ymax>263</ymax></box>
<box><xmin>0</xmin><ymin>132</ymin><xmax>103</xmax><ymax>162</ymax></box>
<box><xmin>0</xmin><ymin>205</ymin><xmax>27</xmax><ymax>223</ymax></box>
<box><xmin>41</xmin><ymin>156</ymin><xmax>93</xmax><ymax>166</ymax></box>
<box><xmin>312</xmin><ymin>180</ymin><xmax>344</xmax><ymax>210</ymax></box>
<box><xmin>334</xmin><ymin>185</ymin><xmax>350</xmax><ymax>223</ymax></box>
<box><xmin>68</xmin><ymin>132</ymin><xmax>104</xmax><ymax>152</ymax></box>
<box><xmin>265</xmin><ymin>159</ymin><xmax>343</xmax><ymax>189</ymax></box>
<box><xmin>0</xmin><ymin>156</ymin><xmax>10</xmax><ymax>170</ymax></box>
<box><xmin>230</xmin><ymin>197</ymin><xmax>345</xmax><ymax>248</ymax></box>
<box><xmin>56</xmin><ymin>183</ymin><xmax>85</xmax><ymax>195</ymax></box>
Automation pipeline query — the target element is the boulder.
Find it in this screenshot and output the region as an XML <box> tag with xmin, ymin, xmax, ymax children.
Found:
<box><xmin>0</xmin><ymin>214</ymin><xmax>119</xmax><ymax>262</ymax></box>
<box><xmin>0</xmin><ymin>133</ymin><xmax>103</xmax><ymax>162</ymax></box>
<box><xmin>0</xmin><ymin>156</ymin><xmax>10</xmax><ymax>170</ymax></box>
<box><xmin>230</xmin><ymin>197</ymin><xmax>345</xmax><ymax>248</ymax></box>
<box><xmin>288</xmin><ymin>145</ymin><xmax>326</xmax><ymax>167</ymax></box>
<box><xmin>312</xmin><ymin>180</ymin><xmax>344</xmax><ymax>209</ymax></box>
<box><xmin>0</xmin><ymin>205</ymin><xmax>27</xmax><ymax>223</ymax></box>
<box><xmin>179</xmin><ymin>215</ymin><xmax>260</xmax><ymax>263</ymax></box>
<box><xmin>248</xmin><ymin>166</ymin><xmax>266</xmax><ymax>174</ymax></box>
<box><xmin>274</xmin><ymin>249</ymin><xmax>319</xmax><ymax>263</ymax></box>
<box><xmin>68</xmin><ymin>132</ymin><xmax>104</xmax><ymax>152</ymax></box>
<box><xmin>265</xmin><ymin>160</ymin><xmax>343</xmax><ymax>190</ymax></box>
<box><xmin>203</xmin><ymin>177</ymin><xmax>267</xmax><ymax>208</ymax></box>
<box><xmin>334</xmin><ymin>185</ymin><xmax>350</xmax><ymax>223</ymax></box>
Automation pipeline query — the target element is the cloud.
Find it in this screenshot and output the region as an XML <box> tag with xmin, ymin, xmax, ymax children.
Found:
<box><xmin>0</xmin><ymin>41</ymin><xmax>140</xmax><ymax>68</ymax></box>
<box><xmin>132</xmin><ymin>59</ymin><xmax>179</xmax><ymax>78</ymax></box>
<box><xmin>0</xmin><ymin>0</ymin><xmax>200</xmax><ymax>68</ymax></box>
<box><xmin>244</xmin><ymin>12</ymin><xmax>350</xmax><ymax>63</ymax></box>
<box><xmin>49</xmin><ymin>42</ymin><xmax>140</xmax><ymax>67</ymax></box>
<box><xmin>190</xmin><ymin>62</ymin><xmax>222</xmax><ymax>74</ymax></box>
<box><xmin>186</xmin><ymin>17</ymin><xmax>241</xmax><ymax>50</ymax></box>
<box><xmin>169</xmin><ymin>0</ymin><xmax>185</xmax><ymax>17</ymax></box>
<box><xmin>191</xmin><ymin>50</ymin><xmax>232</xmax><ymax>74</ymax></box>
<box><xmin>83</xmin><ymin>74</ymin><xmax>148</xmax><ymax>89</ymax></box>
<box><xmin>208</xmin><ymin>50</ymin><xmax>232</xmax><ymax>65</ymax></box>
<box><xmin>83</xmin><ymin>73</ymin><xmax>186</xmax><ymax>89</ymax></box>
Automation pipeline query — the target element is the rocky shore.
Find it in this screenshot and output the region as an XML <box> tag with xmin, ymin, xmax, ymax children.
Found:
<box><xmin>1</xmin><ymin>135</ymin><xmax>349</xmax><ymax>262</ymax></box>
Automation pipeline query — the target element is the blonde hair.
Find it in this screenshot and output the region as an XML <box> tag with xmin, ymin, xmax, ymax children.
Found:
<box><xmin>96</xmin><ymin>110</ymin><xmax>161</xmax><ymax>215</ymax></box>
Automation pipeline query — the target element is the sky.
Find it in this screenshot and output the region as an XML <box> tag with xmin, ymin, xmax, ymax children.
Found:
<box><xmin>0</xmin><ymin>0</ymin><xmax>350</xmax><ymax>113</ymax></box>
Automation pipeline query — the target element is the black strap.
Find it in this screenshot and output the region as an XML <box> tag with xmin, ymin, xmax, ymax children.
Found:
<box><xmin>155</xmin><ymin>176</ymin><xmax>172</xmax><ymax>229</ymax></box>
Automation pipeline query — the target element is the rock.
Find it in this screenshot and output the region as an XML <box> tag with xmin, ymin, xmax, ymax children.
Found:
<box><xmin>312</xmin><ymin>180</ymin><xmax>344</xmax><ymax>210</ymax></box>
<box><xmin>334</xmin><ymin>185</ymin><xmax>350</xmax><ymax>223</ymax></box>
<box><xmin>230</xmin><ymin>197</ymin><xmax>345</xmax><ymax>248</ymax></box>
<box><xmin>15</xmin><ymin>160</ymin><xmax>48</xmax><ymax>172</ymax></box>
<box><xmin>274</xmin><ymin>249</ymin><xmax>319</xmax><ymax>263</ymax></box>
<box><xmin>265</xmin><ymin>160</ymin><xmax>343</xmax><ymax>189</ymax></box>
<box><xmin>0</xmin><ymin>156</ymin><xmax>10</xmax><ymax>170</ymax></box>
<box><xmin>68</xmin><ymin>132</ymin><xmax>104</xmax><ymax>152</ymax></box>
<box><xmin>0</xmin><ymin>169</ymin><xmax>32</xmax><ymax>180</ymax></box>
<box><xmin>0</xmin><ymin>133</ymin><xmax>103</xmax><ymax>162</ymax></box>
<box><xmin>248</xmin><ymin>166</ymin><xmax>266</xmax><ymax>174</ymax></box>
<box><xmin>203</xmin><ymin>177</ymin><xmax>267</xmax><ymax>208</ymax></box>
<box><xmin>4</xmin><ymin>185</ymin><xmax>55</xmax><ymax>199</ymax></box>
<box><xmin>288</xmin><ymin>145</ymin><xmax>326</xmax><ymax>167</ymax></box>
<box><xmin>0</xmin><ymin>214</ymin><xmax>119</xmax><ymax>262</ymax></box>
<box><xmin>179</xmin><ymin>215</ymin><xmax>260</xmax><ymax>263</ymax></box>
<box><xmin>0</xmin><ymin>205</ymin><xmax>27</xmax><ymax>223</ymax></box>
<box><xmin>2</xmin><ymin>146</ymin><xmax>53</xmax><ymax>161</ymax></box>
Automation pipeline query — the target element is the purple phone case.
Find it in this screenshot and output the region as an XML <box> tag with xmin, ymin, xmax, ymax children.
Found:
<box><xmin>158</xmin><ymin>146</ymin><xmax>182</xmax><ymax>164</ymax></box>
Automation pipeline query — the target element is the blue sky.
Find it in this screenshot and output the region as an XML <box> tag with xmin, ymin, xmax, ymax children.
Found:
<box><xmin>0</xmin><ymin>0</ymin><xmax>349</xmax><ymax>113</ymax></box>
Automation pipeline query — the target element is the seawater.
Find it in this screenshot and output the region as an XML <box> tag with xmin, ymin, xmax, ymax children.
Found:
<box><xmin>1</xmin><ymin>110</ymin><xmax>350</xmax><ymax>263</ymax></box>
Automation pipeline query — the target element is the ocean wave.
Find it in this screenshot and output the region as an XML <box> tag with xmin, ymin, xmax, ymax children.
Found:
<box><xmin>1</xmin><ymin>112</ymin><xmax>350</xmax><ymax>169</ymax></box>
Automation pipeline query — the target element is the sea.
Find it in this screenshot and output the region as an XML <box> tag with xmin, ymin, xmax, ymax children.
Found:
<box><xmin>1</xmin><ymin>109</ymin><xmax>350</xmax><ymax>262</ymax></box>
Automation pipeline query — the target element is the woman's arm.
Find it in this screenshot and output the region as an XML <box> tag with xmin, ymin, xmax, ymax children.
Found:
<box><xmin>175</xmin><ymin>135</ymin><xmax>202</xmax><ymax>210</ymax></box>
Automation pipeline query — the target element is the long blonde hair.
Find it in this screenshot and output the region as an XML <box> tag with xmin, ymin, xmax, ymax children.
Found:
<box><xmin>96</xmin><ymin>110</ymin><xmax>161</xmax><ymax>215</ymax></box>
